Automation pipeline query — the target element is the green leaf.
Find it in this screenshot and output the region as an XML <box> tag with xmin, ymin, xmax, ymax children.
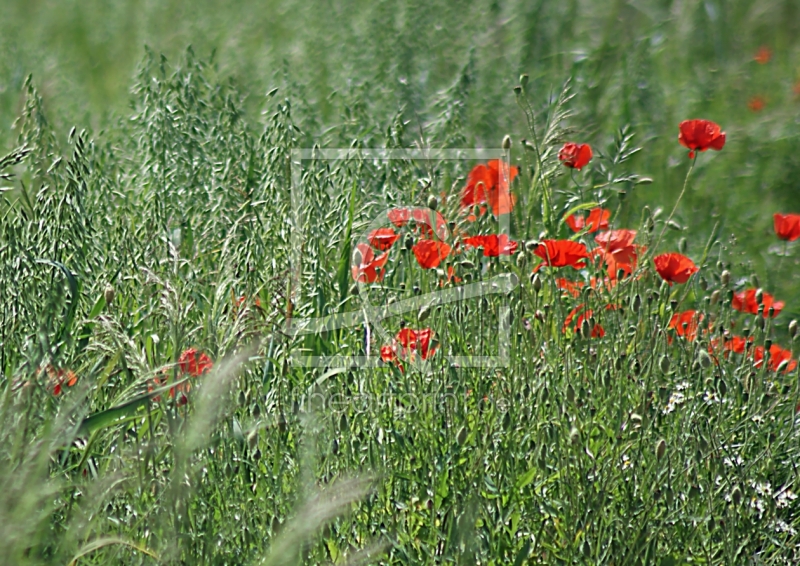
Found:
<box><xmin>515</xmin><ymin>464</ymin><xmax>537</xmax><ymax>491</ymax></box>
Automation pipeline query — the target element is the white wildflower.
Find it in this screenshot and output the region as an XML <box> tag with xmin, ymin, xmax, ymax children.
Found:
<box><xmin>775</xmin><ymin>488</ymin><xmax>797</xmax><ymax>509</ymax></box>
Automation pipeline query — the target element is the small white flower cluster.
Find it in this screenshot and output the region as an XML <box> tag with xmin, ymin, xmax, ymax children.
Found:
<box><xmin>772</xmin><ymin>519</ymin><xmax>797</xmax><ymax>536</ymax></box>
<box><xmin>750</xmin><ymin>495</ymin><xmax>766</xmax><ymax>516</ymax></box>
<box><xmin>775</xmin><ymin>487</ymin><xmax>797</xmax><ymax>509</ymax></box>
<box><xmin>621</xmin><ymin>454</ymin><xmax>633</xmax><ymax>471</ymax></box>
<box><xmin>675</xmin><ymin>381</ymin><xmax>691</xmax><ymax>391</ymax></box>
<box><xmin>723</xmin><ymin>454</ymin><xmax>744</xmax><ymax>468</ymax></box>
<box><xmin>753</xmin><ymin>481</ymin><xmax>772</xmax><ymax>497</ymax></box>
<box><xmin>663</xmin><ymin>391</ymin><xmax>686</xmax><ymax>414</ymax></box>
<box><xmin>702</xmin><ymin>390</ymin><xmax>721</xmax><ymax>405</ymax></box>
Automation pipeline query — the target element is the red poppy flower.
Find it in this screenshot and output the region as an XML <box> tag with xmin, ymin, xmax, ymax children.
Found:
<box><xmin>179</xmin><ymin>348</ymin><xmax>214</xmax><ymax>377</ymax></box>
<box><xmin>753</xmin><ymin>344</ymin><xmax>797</xmax><ymax>373</ymax></box>
<box><xmin>352</xmin><ymin>242</ymin><xmax>389</xmax><ymax>283</ymax></box>
<box><xmin>748</xmin><ymin>96</ymin><xmax>766</xmax><ymax>113</ymax></box>
<box><xmin>234</xmin><ymin>294</ymin><xmax>262</xmax><ymax>311</ymax></box>
<box><xmin>148</xmin><ymin>369</ymin><xmax>192</xmax><ymax>403</ymax></box>
<box><xmin>382</xmin><ymin>328</ymin><xmax>438</xmax><ymax>370</ymax></box>
<box><xmin>556</xmin><ymin>278</ymin><xmax>584</xmax><ymax>298</ymax></box>
<box><xmin>678</xmin><ymin>119</ymin><xmax>726</xmax><ymax>159</ymax></box>
<box><xmin>754</xmin><ymin>45</ymin><xmax>772</xmax><ymax>65</ymax></box>
<box><xmin>412</xmin><ymin>239</ymin><xmax>451</xmax><ymax>269</ymax></box>
<box><xmin>463</xmin><ymin>234</ymin><xmax>518</xmax><ymax>257</ymax></box>
<box><xmin>774</xmin><ymin>213</ymin><xmax>800</xmax><ymax>242</ymax></box>
<box><xmin>396</xmin><ymin>328</ymin><xmax>438</xmax><ymax>359</ymax></box>
<box><xmin>440</xmin><ymin>265</ymin><xmax>462</xmax><ymax>287</ymax></box>
<box><xmin>558</xmin><ymin>142</ymin><xmax>593</xmax><ymax>170</ymax></box>
<box><xmin>45</xmin><ymin>364</ymin><xmax>78</xmax><ymax>396</ymax></box>
<box><xmin>411</xmin><ymin>209</ymin><xmax>448</xmax><ymax>239</ymax></box>
<box><xmin>731</xmin><ymin>289</ymin><xmax>784</xmax><ymax>318</ymax></box>
<box><xmin>724</xmin><ymin>336</ymin><xmax>750</xmax><ymax>354</ymax></box>
<box><xmin>388</xmin><ymin>208</ymin><xmax>410</xmax><ymax>227</ymax></box>
<box><xmin>460</xmin><ymin>159</ymin><xmax>519</xmax><ymax>216</ymax></box>
<box><xmin>594</xmin><ymin>229</ymin><xmax>637</xmax><ymax>255</ymax></box>
<box><xmin>533</xmin><ymin>240</ymin><xmax>590</xmax><ymax>271</ymax></box>
<box><xmin>654</xmin><ymin>253</ymin><xmax>698</xmax><ymax>285</ymax></box>
<box><xmin>668</xmin><ymin>310</ymin><xmax>704</xmax><ymax>342</ymax></box>
<box><xmin>565</xmin><ymin>207</ymin><xmax>610</xmax><ymax>233</ymax></box>
<box><xmin>380</xmin><ymin>344</ymin><xmax>404</xmax><ymax>372</ymax></box>
<box><xmin>368</xmin><ymin>228</ymin><xmax>400</xmax><ymax>251</ymax></box>
<box><xmin>562</xmin><ymin>304</ymin><xmax>604</xmax><ymax>338</ymax></box>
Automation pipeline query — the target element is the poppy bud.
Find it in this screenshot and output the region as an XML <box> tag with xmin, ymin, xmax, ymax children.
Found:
<box><xmin>104</xmin><ymin>284</ymin><xmax>115</xmax><ymax>306</ymax></box>
<box><xmin>656</xmin><ymin>438</ymin><xmax>667</xmax><ymax>461</ymax></box>
<box><xmin>731</xmin><ymin>486</ymin><xmax>742</xmax><ymax>506</ymax></box>
<box><xmin>659</xmin><ymin>355</ymin><xmax>670</xmax><ymax>374</ymax></box>
<box><xmin>418</xmin><ymin>305</ymin><xmax>431</xmax><ymax>322</ymax></box>
<box><xmin>755</xmin><ymin>288</ymin><xmax>764</xmax><ymax>305</ymax></box>
<box><xmin>427</xmin><ymin>194</ymin><xmax>438</xmax><ymax>211</ymax></box>
<box><xmin>513</xmin><ymin>85</ymin><xmax>522</xmax><ymax>96</ymax></box>
<box><xmin>252</xmin><ymin>403</ymin><xmax>261</xmax><ymax>419</ymax></box>
<box><xmin>768</xmin><ymin>306</ymin><xmax>775</xmax><ymax>318</ymax></box>
<box><xmin>566</xmin><ymin>384</ymin><xmax>575</xmax><ymax>403</ymax></box>
<box><xmin>697</xmin><ymin>350</ymin><xmax>712</xmax><ymax>369</ymax></box>
<box><xmin>678</xmin><ymin>237</ymin><xmax>687</xmax><ymax>254</ymax></box>
<box><xmin>750</xmin><ymin>274</ymin><xmax>760</xmax><ymax>289</ymax></box>
<box><xmin>630</xmin><ymin>413</ymin><xmax>642</xmax><ymax>428</ymax></box>
<box><xmin>404</xmin><ymin>234</ymin><xmax>415</xmax><ymax>250</ymax></box>
<box><xmin>699</xmin><ymin>276</ymin><xmax>708</xmax><ymax>291</ymax></box>
<box><xmin>580</xmin><ymin>318</ymin><xmax>592</xmax><ymax>339</ymax></box>
<box><xmin>755</xmin><ymin>315</ymin><xmax>765</xmax><ymax>330</ymax></box>
<box><xmin>720</xmin><ymin>270</ymin><xmax>730</xmax><ymax>286</ymax></box>
<box><xmin>519</xmin><ymin>74</ymin><xmax>529</xmax><ymax>89</ymax></box>
<box><xmin>531</xmin><ymin>273</ymin><xmax>542</xmax><ymax>293</ymax></box>
<box><xmin>789</xmin><ymin>319</ymin><xmax>798</xmax><ymax>339</ymax></box>
<box><xmin>456</xmin><ymin>426</ymin><xmax>467</xmax><ymax>446</ymax></box>
<box><xmin>764</xmin><ymin>338</ymin><xmax>771</xmax><ymax>350</ymax></box>
<box><xmin>710</xmin><ymin>290</ymin><xmax>721</xmax><ymax>305</ymax></box>
<box><xmin>515</xmin><ymin>252</ymin><xmax>526</xmax><ymax>268</ymax></box>
<box><xmin>569</xmin><ymin>426</ymin><xmax>580</xmax><ymax>445</ymax></box>
<box><xmin>631</xmin><ymin>293</ymin><xmax>642</xmax><ymax>313</ymax></box>
<box><xmin>502</xmin><ymin>135</ymin><xmax>512</xmax><ymax>150</ymax></box>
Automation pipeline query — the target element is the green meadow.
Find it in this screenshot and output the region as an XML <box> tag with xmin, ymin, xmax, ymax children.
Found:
<box><xmin>1</xmin><ymin>0</ymin><xmax>800</xmax><ymax>563</ymax></box>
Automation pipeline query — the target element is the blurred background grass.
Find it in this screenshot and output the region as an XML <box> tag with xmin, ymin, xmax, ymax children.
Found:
<box><xmin>1</xmin><ymin>0</ymin><xmax>799</xmax><ymax>306</ymax></box>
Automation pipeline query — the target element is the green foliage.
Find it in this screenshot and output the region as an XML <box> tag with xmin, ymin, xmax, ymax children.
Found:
<box><xmin>1</xmin><ymin>1</ymin><xmax>800</xmax><ymax>564</ymax></box>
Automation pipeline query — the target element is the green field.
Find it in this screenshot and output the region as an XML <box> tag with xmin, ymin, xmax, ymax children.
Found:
<box><xmin>2</xmin><ymin>0</ymin><xmax>800</xmax><ymax>563</ymax></box>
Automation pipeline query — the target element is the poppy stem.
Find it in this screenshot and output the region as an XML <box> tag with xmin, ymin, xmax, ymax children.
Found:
<box><xmin>652</xmin><ymin>155</ymin><xmax>696</xmax><ymax>254</ymax></box>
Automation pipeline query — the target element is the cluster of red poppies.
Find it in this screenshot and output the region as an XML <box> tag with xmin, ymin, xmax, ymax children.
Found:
<box><xmin>354</xmin><ymin>117</ymin><xmax>797</xmax><ymax>375</ymax></box>
<box><xmin>148</xmin><ymin>347</ymin><xmax>214</xmax><ymax>405</ymax></box>
<box><xmin>39</xmin><ymin>363</ymin><xmax>78</xmax><ymax>396</ymax></box>
<box><xmin>379</xmin><ymin>328</ymin><xmax>437</xmax><ymax>372</ymax></box>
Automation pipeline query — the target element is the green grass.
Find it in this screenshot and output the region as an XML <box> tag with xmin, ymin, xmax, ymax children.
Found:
<box><xmin>2</xmin><ymin>1</ymin><xmax>800</xmax><ymax>563</ymax></box>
